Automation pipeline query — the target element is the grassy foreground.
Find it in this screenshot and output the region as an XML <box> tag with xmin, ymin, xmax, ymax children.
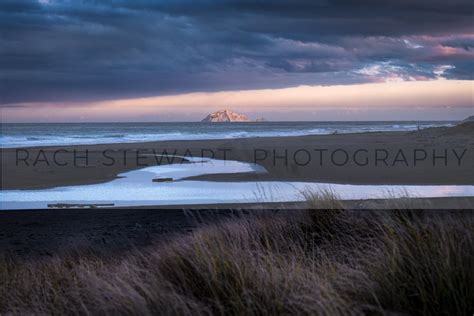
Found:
<box><xmin>0</xmin><ymin>203</ymin><xmax>472</xmax><ymax>315</ymax></box>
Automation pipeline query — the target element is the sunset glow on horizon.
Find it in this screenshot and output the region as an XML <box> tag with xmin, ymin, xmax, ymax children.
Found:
<box><xmin>2</xmin><ymin>80</ymin><xmax>472</xmax><ymax>122</ymax></box>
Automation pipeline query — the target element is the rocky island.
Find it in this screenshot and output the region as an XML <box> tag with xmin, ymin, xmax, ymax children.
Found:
<box><xmin>202</xmin><ymin>109</ymin><xmax>261</xmax><ymax>122</ymax></box>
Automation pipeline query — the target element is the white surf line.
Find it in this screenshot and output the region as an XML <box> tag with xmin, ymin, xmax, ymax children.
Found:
<box><xmin>1</xmin><ymin>158</ymin><xmax>473</xmax><ymax>210</ymax></box>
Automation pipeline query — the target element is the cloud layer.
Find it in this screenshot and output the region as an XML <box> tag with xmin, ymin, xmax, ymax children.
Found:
<box><xmin>1</xmin><ymin>0</ymin><xmax>473</xmax><ymax>105</ymax></box>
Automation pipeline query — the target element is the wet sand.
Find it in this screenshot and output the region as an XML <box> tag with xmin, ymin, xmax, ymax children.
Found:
<box><xmin>1</xmin><ymin>123</ymin><xmax>473</xmax><ymax>190</ymax></box>
<box><xmin>0</xmin><ymin>208</ymin><xmax>228</xmax><ymax>258</ymax></box>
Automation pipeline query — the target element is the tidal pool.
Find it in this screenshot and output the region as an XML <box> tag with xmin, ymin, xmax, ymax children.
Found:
<box><xmin>1</xmin><ymin>158</ymin><xmax>473</xmax><ymax>210</ymax></box>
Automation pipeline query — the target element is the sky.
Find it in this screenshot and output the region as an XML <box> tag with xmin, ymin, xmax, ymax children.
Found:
<box><xmin>1</xmin><ymin>0</ymin><xmax>473</xmax><ymax>122</ymax></box>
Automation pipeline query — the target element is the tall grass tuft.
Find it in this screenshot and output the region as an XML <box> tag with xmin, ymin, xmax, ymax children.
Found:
<box><xmin>0</xmin><ymin>195</ymin><xmax>472</xmax><ymax>315</ymax></box>
<box><xmin>363</xmin><ymin>212</ymin><xmax>474</xmax><ymax>315</ymax></box>
<box><xmin>302</xmin><ymin>187</ymin><xmax>345</xmax><ymax>210</ymax></box>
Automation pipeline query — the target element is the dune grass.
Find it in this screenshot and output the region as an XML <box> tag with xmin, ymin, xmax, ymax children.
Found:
<box><xmin>0</xmin><ymin>197</ymin><xmax>472</xmax><ymax>315</ymax></box>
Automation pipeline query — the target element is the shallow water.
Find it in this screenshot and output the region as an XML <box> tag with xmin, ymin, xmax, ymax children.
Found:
<box><xmin>1</xmin><ymin>158</ymin><xmax>473</xmax><ymax>210</ymax></box>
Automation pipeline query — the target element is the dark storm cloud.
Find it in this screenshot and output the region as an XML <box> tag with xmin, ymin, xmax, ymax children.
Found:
<box><xmin>0</xmin><ymin>0</ymin><xmax>473</xmax><ymax>104</ymax></box>
<box><xmin>441</xmin><ymin>37</ymin><xmax>474</xmax><ymax>51</ymax></box>
<box><xmin>148</xmin><ymin>0</ymin><xmax>473</xmax><ymax>37</ymax></box>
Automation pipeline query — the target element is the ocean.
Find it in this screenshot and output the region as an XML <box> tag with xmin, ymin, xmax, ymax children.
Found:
<box><xmin>0</xmin><ymin>121</ymin><xmax>456</xmax><ymax>148</ymax></box>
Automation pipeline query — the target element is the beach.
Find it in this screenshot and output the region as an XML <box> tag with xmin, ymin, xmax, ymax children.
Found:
<box><xmin>2</xmin><ymin>123</ymin><xmax>473</xmax><ymax>191</ymax></box>
<box><xmin>2</xmin><ymin>122</ymin><xmax>473</xmax><ymax>260</ymax></box>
